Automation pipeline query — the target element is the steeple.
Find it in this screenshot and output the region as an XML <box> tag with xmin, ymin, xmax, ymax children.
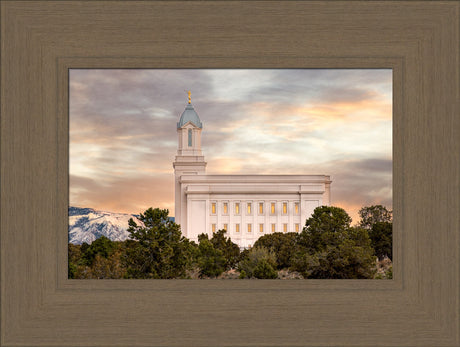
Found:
<box><xmin>173</xmin><ymin>94</ymin><xmax>206</xmax><ymax>225</ymax></box>
<box><xmin>177</xmin><ymin>103</ymin><xmax>202</xmax><ymax>129</ymax></box>
<box><xmin>176</xmin><ymin>93</ymin><xmax>204</xmax><ymax>156</ymax></box>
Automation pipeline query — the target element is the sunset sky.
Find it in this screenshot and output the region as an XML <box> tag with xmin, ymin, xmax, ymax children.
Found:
<box><xmin>69</xmin><ymin>69</ymin><xmax>392</xmax><ymax>225</ymax></box>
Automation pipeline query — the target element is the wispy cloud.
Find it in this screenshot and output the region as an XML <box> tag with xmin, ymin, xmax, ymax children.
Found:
<box><xmin>70</xmin><ymin>69</ymin><xmax>392</xmax><ymax>224</ymax></box>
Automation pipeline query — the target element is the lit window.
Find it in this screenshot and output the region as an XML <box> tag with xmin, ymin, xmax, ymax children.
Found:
<box><xmin>283</xmin><ymin>202</ymin><xmax>287</xmax><ymax>214</ymax></box>
<box><xmin>223</xmin><ymin>203</ymin><xmax>228</xmax><ymax>214</ymax></box>
<box><xmin>259</xmin><ymin>224</ymin><xmax>264</xmax><ymax>233</ymax></box>
<box><xmin>259</xmin><ymin>202</ymin><xmax>264</xmax><ymax>214</ymax></box>
<box><xmin>247</xmin><ymin>203</ymin><xmax>252</xmax><ymax>214</ymax></box>
<box><xmin>212</xmin><ymin>224</ymin><xmax>216</xmax><ymax>233</ymax></box>
<box><xmin>283</xmin><ymin>224</ymin><xmax>288</xmax><ymax>232</ymax></box>
<box><xmin>235</xmin><ymin>224</ymin><xmax>240</xmax><ymax>232</ymax></box>
<box><xmin>271</xmin><ymin>224</ymin><xmax>276</xmax><ymax>233</ymax></box>
<box><xmin>247</xmin><ymin>224</ymin><xmax>252</xmax><ymax>233</ymax></box>
<box><xmin>295</xmin><ymin>223</ymin><xmax>300</xmax><ymax>232</ymax></box>
<box><xmin>188</xmin><ymin>129</ymin><xmax>192</xmax><ymax>147</ymax></box>
<box><xmin>271</xmin><ymin>203</ymin><xmax>275</xmax><ymax>214</ymax></box>
<box><xmin>235</xmin><ymin>203</ymin><xmax>240</xmax><ymax>214</ymax></box>
<box><xmin>211</xmin><ymin>202</ymin><xmax>216</xmax><ymax>214</ymax></box>
<box><xmin>223</xmin><ymin>224</ymin><xmax>228</xmax><ymax>231</ymax></box>
<box><xmin>295</xmin><ymin>202</ymin><xmax>299</xmax><ymax>214</ymax></box>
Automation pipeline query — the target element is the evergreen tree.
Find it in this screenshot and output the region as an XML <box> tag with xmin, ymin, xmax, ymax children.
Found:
<box><xmin>124</xmin><ymin>208</ymin><xmax>194</xmax><ymax>279</ymax></box>
<box><xmin>292</xmin><ymin>206</ymin><xmax>376</xmax><ymax>279</ymax></box>
<box><xmin>238</xmin><ymin>246</ymin><xmax>278</xmax><ymax>279</ymax></box>
<box><xmin>358</xmin><ymin>205</ymin><xmax>392</xmax><ymax>229</ymax></box>
<box><xmin>68</xmin><ymin>243</ymin><xmax>82</xmax><ymax>279</ymax></box>
<box><xmin>253</xmin><ymin>232</ymin><xmax>297</xmax><ymax>269</ymax></box>
<box><xmin>81</xmin><ymin>236</ymin><xmax>115</xmax><ymax>266</ymax></box>
<box><xmin>358</xmin><ymin>205</ymin><xmax>393</xmax><ymax>260</ymax></box>
<box><xmin>209</xmin><ymin>229</ymin><xmax>240</xmax><ymax>270</ymax></box>
<box><xmin>368</xmin><ymin>221</ymin><xmax>392</xmax><ymax>260</ymax></box>
<box><xmin>196</xmin><ymin>234</ymin><xmax>226</xmax><ymax>278</ymax></box>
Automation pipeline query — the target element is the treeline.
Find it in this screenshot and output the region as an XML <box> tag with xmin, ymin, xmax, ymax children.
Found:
<box><xmin>68</xmin><ymin>205</ymin><xmax>392</xmax><ymax>279</ymax></box>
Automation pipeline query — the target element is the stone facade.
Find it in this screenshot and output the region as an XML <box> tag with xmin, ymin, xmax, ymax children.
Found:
<box><xmin>173</xmin><ymin>100</ymin><xmax>331</xmax><ymax>248</ymax></box>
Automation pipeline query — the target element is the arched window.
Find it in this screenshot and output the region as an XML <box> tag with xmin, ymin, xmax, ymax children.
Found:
<box><xmin>188</xmin><ymin>129</ymin><xmax>192</xmax><ymax>146</ymax></box>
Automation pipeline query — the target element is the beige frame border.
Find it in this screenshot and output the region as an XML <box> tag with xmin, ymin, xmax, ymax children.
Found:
<box><xmin>1</xmin><ymin>2</ymin><xmax>459</xmax><ymax>346</ymax></box>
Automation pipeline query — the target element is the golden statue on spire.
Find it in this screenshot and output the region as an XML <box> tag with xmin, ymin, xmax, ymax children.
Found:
<box><xmin>187</xmin><ymin>90</ymin><xmax>191</xmax><ymax>104</ymax></box>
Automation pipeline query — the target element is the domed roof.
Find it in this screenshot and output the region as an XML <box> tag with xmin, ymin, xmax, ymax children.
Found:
<box><xmin>177</xmin><ymin>103</ymin><xmax>202</xmax><ymax>129</ymax></box>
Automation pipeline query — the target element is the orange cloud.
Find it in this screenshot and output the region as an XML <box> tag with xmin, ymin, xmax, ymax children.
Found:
<box><xmin>70</xmin><ymin>174</ymin><xmax>175</xmax><ymax>216</ymax></box>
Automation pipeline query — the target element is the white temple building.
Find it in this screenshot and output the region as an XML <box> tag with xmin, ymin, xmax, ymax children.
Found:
<box><xmin>173</xmin><ymin>94</ymin><xmax>332</xmax><ymax>248</ymax></box>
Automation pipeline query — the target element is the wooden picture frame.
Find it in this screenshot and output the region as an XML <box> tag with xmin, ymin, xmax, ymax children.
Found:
<box><xmin>1</xmin><ymin>2</ymin><xmax>459</xmax><ymax>346</ymax></box>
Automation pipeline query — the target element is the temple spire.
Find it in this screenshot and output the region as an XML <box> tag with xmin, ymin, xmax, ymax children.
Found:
<box><xmin>187</xmin><ymin>90</ymin><xmax>191</xmax><ymax>104</ymax></box>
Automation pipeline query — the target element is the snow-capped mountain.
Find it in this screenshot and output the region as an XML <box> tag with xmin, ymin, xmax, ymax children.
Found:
<box><xmin>68</xmin><ymin>207</ymin><xmax>142</xmax><ymax>245</ymax></box>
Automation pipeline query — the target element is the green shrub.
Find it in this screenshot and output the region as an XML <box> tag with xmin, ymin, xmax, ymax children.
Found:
<box><xmin>238</xmin><ymin>246</ymin><xmax>277</xmax><ymax>279</ymax></box>
<box><xmin>292</xmin><ymin>206</ymin><xmax>376</xmax><ymax>279</ymax></box>
<box><xmin>124</xmin><ymin>208</ymin><xmax>195</xmax><ymax>279</ymax></box>
<box><xmin>253</xmin><ymin>232</ymin><xmax>297</xmax><ymax>269</ymax></box>
<box><xmin>209</xmin><ymin>230</ymin><xmax>240</xmax><ymax>270</ymax></box>
<box><xmin>253</xmin><ymin>259</ymin><xmax>278</xmax><ymax>279</ymax></box>
<box><xmin>196</xmin><ymin>236</ymin><xmax>226</xmax><ymax>278</ymax></box>
<box><xmin>386</xmin><ymin>266</ymin><xmax>393</xmax><ymax>279</ymax></box>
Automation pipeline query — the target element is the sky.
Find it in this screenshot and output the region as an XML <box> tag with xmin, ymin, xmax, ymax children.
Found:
<box><xmin>69</xmin><ymin>69</ymin><xmax>392</xmax><ymax>225</ymax></box>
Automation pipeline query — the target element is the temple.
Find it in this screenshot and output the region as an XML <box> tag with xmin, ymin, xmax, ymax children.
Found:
<box><xmin>173</xmin><ymin>94</ymin><xmax>331</xmax><ymax>248</ymax></box>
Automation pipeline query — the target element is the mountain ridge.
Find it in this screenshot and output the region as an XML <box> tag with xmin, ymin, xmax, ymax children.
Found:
<box><xmin>68</xmin><ymin>206</ymin><xmax>143</xmax><ymax>245</ymax></box>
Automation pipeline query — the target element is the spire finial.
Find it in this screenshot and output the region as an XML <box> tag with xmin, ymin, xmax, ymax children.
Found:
<box><xmin>187</xmin><ymin>90</ymin><xmax>191</xmax><ymax>104</ymax></box>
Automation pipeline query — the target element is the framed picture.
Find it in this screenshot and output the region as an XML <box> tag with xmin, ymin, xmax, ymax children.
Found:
<box><xmin>1</xmin><ymin>2</ymin><xmax>459</xmax><ymax>346</ymax></box>
<box><xmin>68</xmin><ymin>68</ymin><xmax>393</xmax><ymax>280</ymax></box>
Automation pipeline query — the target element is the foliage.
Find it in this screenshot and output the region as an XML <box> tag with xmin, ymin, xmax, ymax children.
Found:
<box><xmin>238</xmin><ymin>270</ymin><xmax>247</xmax><ymax>279</ymax></box>
<box><xmin>253</xmin><ymin>232</ymin><xmax>297</xmax><ymax>269</ymax></box>
<box><xmin>358</xmin><ymin>205</ymin><xmax>392</xmax><ymax>260</ymax></box>
<box><xmin>80</xmin><ymin>236</ymin><xmax>116</xmax><ymax>266</ymax></box>
<box><xmin>208</xmin><ymin>229</ymin><xmax>240</xmax><ymax>270</ymax></box>
<box><xmin>358</xmin><ymin>205</ymin><xmax>392</xmax><ymax>230</ymax></box>
<box><xmin>253</xmin><ymin>259</ymin><xmax>278</xmax><ymax>279</ymax></box>
<box><xmin>68</xmin><ymin>243</ymin><xmax>81</xmax><ymax>279</ymax></box>
<box><xmin>68</xmin><ymin>204</ymin><xmax>391</xmax><ymax>280</ymax></box>
<box><xmin>68</xmin><ymin>241</ymin><xmax>127</xmax><ymax>279</ymax></box>
<box><xmin>124</xmin><ymin>208</ymin><xmax>195</xmax><ymax>279</ymax></box>
<box><xmin>297</xmin><ymin>206</ymin><xmax>352</xmax><ymax>251</ymax></box>
<box><xmin>387</xmin><ymin>266</ymin><xmax>393</xmax><ymax>279</ymax></box>
<box><xmin>368</xmin><ymin>221</ymin><xmax>392</xmax><ymax>260</ymax></box>
<box><xmin>238</xmin><ymin>246</ymin><xmax>278</xmax><ymax>279</ymax></box>
<box><xmin>90</xmin><ymin>243</ymin><xmax>126</xmax><ymax>279</ymax></box>
<box><xmin>196</xmin><ymin>234</ymin><xmax>226</xmax><ymax>278</ymax></box>
<box><xmin>292</xmin><ymin>206</ymin><xmax>376</xmax><ymax>279</ymax></box>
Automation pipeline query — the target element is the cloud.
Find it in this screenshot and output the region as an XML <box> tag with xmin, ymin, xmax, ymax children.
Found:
<box><xmin>311</xmin><ymin>158</ymin><xmax>393</xmax><ymax>224</ymax></box>
<box><xmin>70</xmin><ymin>174</ymin><xmax>175</xmax><ymax>215</ymax></box>
<box><xmin>69</xmin><ymin>69</ymin><xmax>392</xmax><ymax>221</ymax></box>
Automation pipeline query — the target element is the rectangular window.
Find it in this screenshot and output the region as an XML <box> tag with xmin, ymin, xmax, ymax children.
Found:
<box><xmin>223</xmin><ymin>202</ymin><xmax>228</xmax><ymax>214</ymax></box>
<box><xmin>271</xmin><ymin>224</ymin><xmax>276</xmax><ymax>233</ymax></box>
<box><xmin>259</xmin><ymin>224</ymin><xmax>264</xmax><ymax>233</ymax></box>
<box><xmin>271</xmin><ymin>202</ymin><xmax>275</xmax><ymax>214</ymax></box>
<box><xmin>212</xmin><ymin>224</ymin><xmax>216</xmax><ymax>233</ymax></box>
<box><xmin>235</xmin><ymin>224</ymin><xmax>240</xmax><ymax>233</ymax></box>
<box><xmin>223</xmin><ymin>224</ymin><xmax>228</xmax><ymax>231</ymax></box>
<box><xmin>247</xmin><ymin>224</ymin><xmax>252</xmax><ymax>233</ymax></box>
<box><xmin>295</xmin><ymin>223</ymin><xmax>300</xmax><ymax>232</ymax></box>
<box><xmin>247</xmin><ymin>203</ymin><xmax>252</xmax><ymax>214</ymax></box>
<box><xmin>211</xmin><ymin>202</ymin><xmax>216</xmax><ymax>214</ymax></box>
<box><xmin>188</xmin><ymin>129</ymin><xmax>192</xmax><ymax>147</ymax></box>
<box><xmin>235</xmin><ymin>202</ymin><xmax>240</xmax><ymax>214</ymax></box>
<box><xmin>259</xmin><ymin>202</ymin><xmax>264</xmax><ymax>214</ymax></box>
<box><xmin>295</xmin><ymin>202</ymin><xmax>299</xmax><ymax>214</ymax></box>
<box><xmin>283</xmin><ymin>224</ymin><xmax>288</xmax><ymax>232</ymax></box>
<box><xmin>283</xmin><ymin>202</ymin><xmax>288</xmax><ymax>214</ymax></box>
